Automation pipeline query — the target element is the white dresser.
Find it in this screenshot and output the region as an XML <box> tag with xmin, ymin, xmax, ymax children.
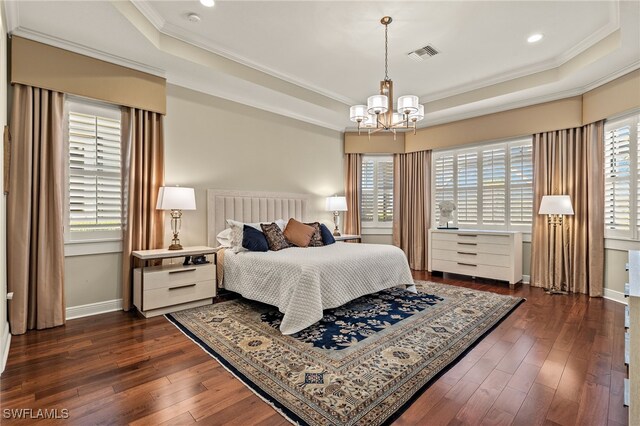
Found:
<box><xmin>428</xmin><ymin>229</ymin><xmax>523</xmax><ymax>288</ymax></box>
<box><xmin>132</xmin><ymin>246</ymin><xmax>217</xmax><ymax>318</ymax></box>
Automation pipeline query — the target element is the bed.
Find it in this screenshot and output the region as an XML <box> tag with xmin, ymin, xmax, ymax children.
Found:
<box><xmin>207</xmin><ymin>189</ymin><xmax>416</xmax><ymax>335</ymax></box>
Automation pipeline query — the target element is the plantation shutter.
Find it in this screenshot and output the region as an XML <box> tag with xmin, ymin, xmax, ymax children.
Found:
<box><xmin>377</xmin><ymin>160</ymin><xmax>394</xmax><ymax>222</ymax></box>
<box><xmin>456</xmin><ymin>152</ymin><xmax>478</xmax><ymax>225</ymax></box>
<box><xmin>481</xmin><ymin>147</ymin><xmax>506</xmax><ymax>224</ymax></box>
<box><xmin>361</xmin><ymin>156</ymin><xmax>394</xmax><ymax>226</ymax></box>
<box><xmin>509</xmin><ymin>143</ymin><xmax>534</xmax><ymax>225</ymax></box>
<box><xmin>434</xmin><ymin>153</ymin><xmax>455</xmax><ymax>225</ymax></box>
<box><xmin>68</xmin><ymin>110</ymin><xmax>122</xmax><ymax>233</ymax></box>
<box><xmin>361</xmin><ymin>159</ymin><xmax>375</xmax><ymax>222</ymax></box>
<box><xmin>604</xmin><ymin>122</ymin><xmax>631</xmax><ymax>234</ymax></box>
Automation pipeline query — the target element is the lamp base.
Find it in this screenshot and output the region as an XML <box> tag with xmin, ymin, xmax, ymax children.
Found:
<box><xmin>546</xmin><ymin>289</ymin><xmax>568</xmax><ymax>295</ymax></box>
<box><xmin>168</xmin><ymin>243</ymin><xmax>183</xmax><ymax>251</ymax></box>
<box><xmin>333</xmin><ymin>229</ymin><xmax>342</xmax><ymax>237</ymax></box>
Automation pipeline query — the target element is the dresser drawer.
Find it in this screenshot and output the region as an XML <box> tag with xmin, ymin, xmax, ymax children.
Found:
<box><xmin>431</xmin><ymin>259</ymin><xmax>512</xmax><ymax>282</ymax></box>
<box><xmin>431</xmin><ymin>249</ymin><xmax>510</xmax><ymax>267</ymax></box>
<box><xmin>143</xmin><ymin>264</ymin><xmax>215</xmax><ymax>290</ymax></box>
<box><xmin>143</xmin><ymin>279</ymin><xmax>215</xmax><ymax>310</ymax></box>
<box><xmin>432</xmin><ymin>231</ymin><xmax>512</xmax><ymax>245</ymax></box>
<box><xmin>431</xmin><ymin>239</ymin><xmax>512</xmax><ymax>255</ymax></box>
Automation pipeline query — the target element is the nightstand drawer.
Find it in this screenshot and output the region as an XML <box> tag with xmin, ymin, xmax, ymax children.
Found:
<box><xmin>143</xmin><ymin>279</ymin><xmax>215</xmax><ymax>310</ymax></box>
<box><xmin>144</xmin><ymin>264</ymin><xmax>215</xmax><ymax>290</ymax></box>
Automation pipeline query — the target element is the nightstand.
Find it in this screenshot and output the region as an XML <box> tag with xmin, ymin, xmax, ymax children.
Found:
<box><xmin>132</xmin><ymin>246</ymin><xmax>217</xmax><ymax>318</ymax></box>
<box><xmin>334</xmin><ymin>234</ymin><xmax>362</xmax><ymax>243</ymax></box>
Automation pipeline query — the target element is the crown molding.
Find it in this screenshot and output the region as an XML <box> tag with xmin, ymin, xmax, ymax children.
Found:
<box><xmin>9</xmin><ymin>27</ymin><xmax>166</xmax><ymax>78</ymax></box>
<box><xmin>130</xmin><ymin>0</ymin><xmax>166</xmax><ymax>31</ymax></box>
<box><xmin>130</xmin><ymin>0</ymin><xmax>356</xmax><ymax>106</ymax></box>
<box><xmin>422</xmin><ymin>3</ymin><xmax>621</xmax><ymax>104</ymax></box>
<box><xmin>169</xmin><ymin>75</ymin><xmax>345</xmax><ymax>132</ymax></box>
<box><xmin>3</xmin><ymin>0</ymin><xmax>19</xmax><ymax>33</ymax></box>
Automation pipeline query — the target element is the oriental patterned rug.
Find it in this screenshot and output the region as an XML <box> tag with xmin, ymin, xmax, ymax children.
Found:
<box><xmin>166</xmin><ymin>280</ymin><xmax>523</xmax><ymax>426</ymax></box>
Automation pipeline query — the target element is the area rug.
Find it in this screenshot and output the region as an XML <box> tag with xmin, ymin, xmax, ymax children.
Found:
<box><xmin>166</xmin><ymin>280</ymin><xmax>524</xmax><ymax>426</ymax></box>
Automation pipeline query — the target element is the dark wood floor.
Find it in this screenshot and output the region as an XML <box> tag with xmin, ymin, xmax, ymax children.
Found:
<box><xmin>0</xmin><ymin>272</ymin><xmax>627</xmax><ymax>425</ymax></box>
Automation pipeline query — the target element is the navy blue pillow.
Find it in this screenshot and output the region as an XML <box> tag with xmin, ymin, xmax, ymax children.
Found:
<box><xmin>319</xmin><ymin>224</ymin><xmax>336</xmax><ymax>245</ymax></box>
<box><xmin>242</xmin><ymin>225</ymin><xmax>269</xmax><ymax>252</ymax></box>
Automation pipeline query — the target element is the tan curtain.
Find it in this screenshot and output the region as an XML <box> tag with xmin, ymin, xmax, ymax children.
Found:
<box><xmin>344</xmin><ymin>153</ymin><xmax>362</xmax><ymax>235</ymax></box>
<box><xmin>121</xmin><ymin>108</ymin><xmax>165</xmax><ymax>311</ymax></box>
<box><xmin>530</xmin><ymin>121</ymin><xmax>604</xmax><ymax>296</ymax></box>
<box><xmin>7</xmin><ymin>84</ymin><xmax>65</xmax><ymax>335</ymax></box>
<box><xmin>392</xmin><ymin>151</ymin><xmax>431</xmax><ymax>270</ymax></box>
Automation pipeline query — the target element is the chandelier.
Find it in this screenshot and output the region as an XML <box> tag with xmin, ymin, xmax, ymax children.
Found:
<box><xmin>349</xmin><ymin>17</ymin><xmax>424</xmax><ymax>136</ymax></box>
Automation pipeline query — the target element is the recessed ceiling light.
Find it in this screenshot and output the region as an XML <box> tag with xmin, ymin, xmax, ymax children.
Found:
<box><xmin>527</xmin><ymin>34</ymin><xmax>543</xmax><ymax>43</ymax></box>
<box><xmin>200</xmin><ymin>0</ymin><xmax>215</xmax><ymax>7</ymax></box>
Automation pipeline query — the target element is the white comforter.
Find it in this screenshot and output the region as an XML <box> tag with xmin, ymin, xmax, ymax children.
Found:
<box><xmin>223</xmin><ymin>243</ymin><xmax>416</xmax><ymax>334</ymax></box>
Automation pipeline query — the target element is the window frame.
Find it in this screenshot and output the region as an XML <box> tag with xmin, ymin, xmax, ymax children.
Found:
<box><xmin>361</xmin><ymin>154</ymin><xmax>394</xmax><ymax>234</ymax></box>
<box><xmin>63</xmin><ymin>98</ymin><xmax>123</xmax><ymax>256</ymax></box>
<box><xmin>431</xmin><ymin>137</ymin><xmax>533</xmax><ymax>233</ymax></box>
<box><xmin>604</xmin><ymin>112</ymin><xmax>640</xmax><ymax>242</ymax></box>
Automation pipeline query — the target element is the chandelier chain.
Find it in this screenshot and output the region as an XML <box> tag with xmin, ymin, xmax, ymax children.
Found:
<box><xmin>384</xmin><ymin>22</ymin><xmax>389</xmax><ymax>81</ymax></box>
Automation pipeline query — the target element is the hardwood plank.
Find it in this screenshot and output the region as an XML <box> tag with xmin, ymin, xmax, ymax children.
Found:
<box><xmin>0</xmin><ymin>272</ymin><xmax>626</xmax><ymax>426</ymax></box>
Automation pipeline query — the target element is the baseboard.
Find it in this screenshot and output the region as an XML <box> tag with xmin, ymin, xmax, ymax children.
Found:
<box><xmin>66</xmin><ymin>299</ymin><xmax>123</xmax><ymax>320</ymax></box>
<box><xmin>604</xmin><ymin>288</ymin><xmax>627</xmax><ymax>305</ymax></box>
<box><xmin>1</xmin><ymin>322</ymin><xmax>11</xmax><ymax>374</ymax></box>
<box><xmin>522</xmin><ymin>274</ymin><xmax>530</xmax><ymax>285</ymax></box>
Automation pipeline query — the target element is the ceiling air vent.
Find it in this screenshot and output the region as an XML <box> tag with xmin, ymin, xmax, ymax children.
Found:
<box><xmin>408</xmin><ymin>45</ymin><xmax>440</xmax><ymax>62</ymax></box>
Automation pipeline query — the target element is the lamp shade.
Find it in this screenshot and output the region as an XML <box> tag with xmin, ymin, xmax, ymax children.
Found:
<box><xmin>349</xmin><ymin>105</ymin><xmax>368</xmax><ymax>123</ymax></box>
<box><xmin>397</xmin><ymin>95</ymin><xmax>419</xmax><ymax>114</ymax></box>
<box><xmin>409</xmin><ymin>104</ymin><xmax>425</xmax><ymax>122</ymax></box>
<box><xmin>367</xmin><ymin>95</ymin><xmax>389</xmax><ymax>114</ymax></box>
<box><xmin>538</xmin><ymin>195</ymin><xmax>574</xmax><ymax>215</ymax></box>
<box><xmin>325</xmin><ymin>196</ymin><xmax>348</xmax><ymax>212</ymax></box>
<box><xmin>156</xmin><ymin>186</ymin><xmax>196</xmax><ymax>210</ymax></box>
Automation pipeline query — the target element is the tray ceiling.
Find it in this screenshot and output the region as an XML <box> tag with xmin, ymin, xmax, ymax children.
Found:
<box><xmin>4</xmin><ymin>1</ymin><xmax>639</xmax><ymax>131</ymax></box>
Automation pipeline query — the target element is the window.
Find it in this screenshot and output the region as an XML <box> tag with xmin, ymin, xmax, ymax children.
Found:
<box><xmin>432</xmin><ymin>138</ymin><xmax>533</xmax><ymax>230</ymax></box>
<box><xmin>361</xmin><ymin>156</ymin><xmax>393</xmax><ymax>230</ymax></box>
<box><xmin>604</xmin><ymin>113</ymin><xmax>640</xmax><ymax>240</ymax></box>
<box><xmin>64</xmin><ymin>99</ymin><xmax>123</xmax><ymax>248</ymax></box>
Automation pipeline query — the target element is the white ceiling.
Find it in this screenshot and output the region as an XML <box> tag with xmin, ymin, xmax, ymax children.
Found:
<box><xmin>4</xmin><ymin>1</ymin><xmax>639</xmax><ymax>131</ymax></box>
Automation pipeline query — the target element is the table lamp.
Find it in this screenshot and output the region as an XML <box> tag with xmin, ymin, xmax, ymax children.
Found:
<box><xmin>538</xmin><ymin>195</ymin><xmax>574</xmax><ymax>294</ymax></box>
<box><xmin>326</xmin><ymin>195</ymin><xmax>348</xmax><ymax>236</ymax></box>
<box><xmin>156</xmin><ymin>186</ymin><xmax>196</xmax><ymax>250</ymax></box>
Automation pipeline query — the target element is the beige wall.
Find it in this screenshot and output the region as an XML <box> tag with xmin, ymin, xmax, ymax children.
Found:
<box><xmin>1</xmin><ymin>16</ymin><xmax>9</xmax><ymax>370</ymax></box>
<box><xmin>64</xmin><ymin>83</ymin><xmax>344</xmax><ymax>308</ymax></box>
<box><xmin>65</xmin><ymin>254</ymin><xmax>122</xmax><ymax>307</ymax></box>
<box><xmin>162</xmin><ymin>84</ymin><xmax>344</xmax><ymax>247</ymax></box>
<box><xmin>605</xmin><ymin>249</ymin><xmax>630</xmax><ymax>294</ymax></box>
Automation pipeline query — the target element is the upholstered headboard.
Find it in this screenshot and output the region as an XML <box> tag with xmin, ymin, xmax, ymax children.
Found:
<box><xmin>207</xmin><ymin>189</ymin><xmax>310</xmax><ymax>246</ymax></box>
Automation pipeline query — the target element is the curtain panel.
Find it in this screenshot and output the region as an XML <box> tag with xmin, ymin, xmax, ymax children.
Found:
<box><xmin>530</xmin><ymin>121</ymin><xmax>604</xmax><ymax>296</ymax></box>
<box><xmin>7</xmin><ymin>84</ymin><xmax>66</xmax><ymax>335</ymax></box>
<box><xmin>393</xmin><ymin>150</ymin><xmax>431</xmax><ymax>270</ymax></box>
<box><xmin>344</xmin><ymin>153</ymin><xmax>362</xmax><ymax>236</ymax></box>
<box><xmin>121</xmin><ymin>108</ymin><xmax>165</xmax><ymax>311</ymax></box>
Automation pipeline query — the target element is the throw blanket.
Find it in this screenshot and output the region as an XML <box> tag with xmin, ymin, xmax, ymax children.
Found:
<box><xmin>222</xmin><ymin>243</ymin><xmax>416</xmax><ymax>334</ymax></box>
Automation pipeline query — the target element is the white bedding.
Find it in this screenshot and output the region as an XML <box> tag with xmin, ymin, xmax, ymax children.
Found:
<box><xmin>222</xmin><ymin>243</ymin><xmax>416</xmax><ymax>334</ymax></box>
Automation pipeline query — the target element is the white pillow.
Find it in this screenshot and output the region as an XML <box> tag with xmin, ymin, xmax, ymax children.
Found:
<box><xmin>226</xmin><ymin>219</ymin><xmax>286</xmax><ymax>252</ymax></box>
<box><xmin>216</xmin><ymin>228</ymin><xmax>233</xmax><ymax>247</ymax></box>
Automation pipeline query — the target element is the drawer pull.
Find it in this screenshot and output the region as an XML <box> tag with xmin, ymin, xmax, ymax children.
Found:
<box><xmin>457</xmin><ymin>251</ymin><xmax>477</xmax><ymax>256</ymax></box>
<box><xmin>457</xmin><ymin>234</ymin><xmax>477</xmax><ymax>237</ymax></box>
<box><xmin>457</xmin><ymin>242</ymin><xmax>477</xmax><ymax>246</ymax></box>
<box><xmin>169</xmin><ymin>268</ymin><xmax>197</xmax><ymax>274</ymax></box>
<box><xmin>168</xmin><ymin>283</ymin><xmax>197</xmax><ymax>291</ymax></box>
<box><xmin>457</xmin><ymin>262</ymin><xmax>477</xmax><ymax>267</ymax></box>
